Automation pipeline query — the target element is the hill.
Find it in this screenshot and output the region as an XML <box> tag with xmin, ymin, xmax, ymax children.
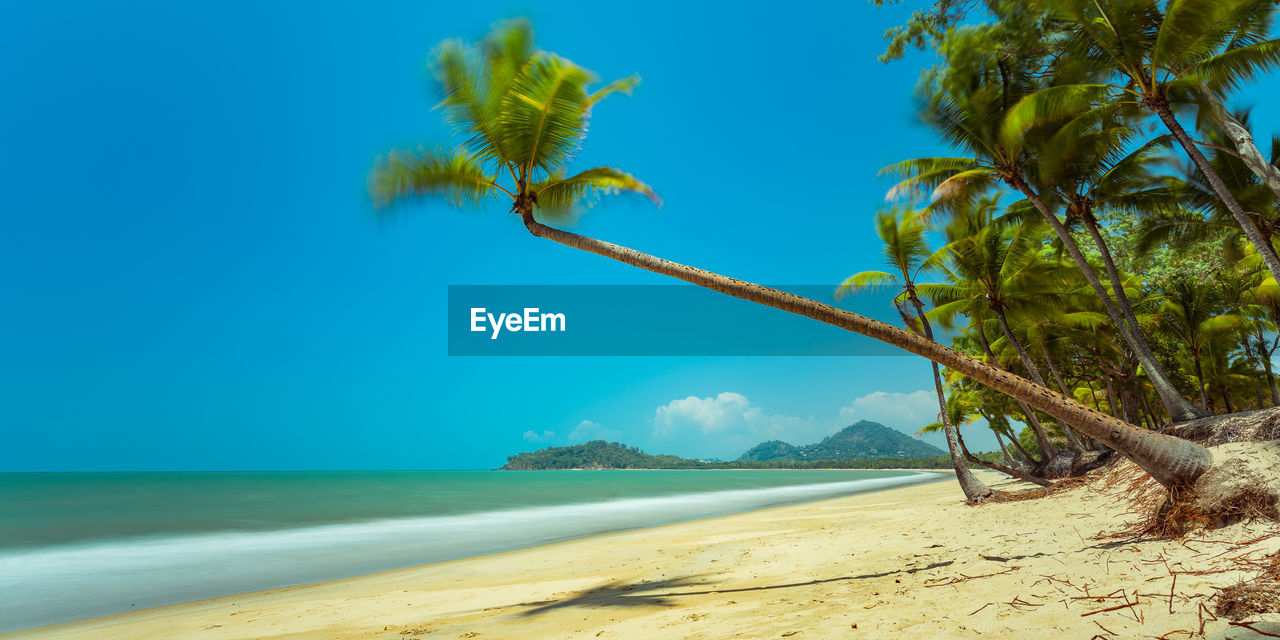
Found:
<box><xmin>501</xmin><ymin>422</ymin><xmax>951</xmax><ymax>470</ymax></box>
<box><xmin>737</xmin><ymin>440</ymin><xmax>801</xmax><ymax>462</ymax></box>
<box><xmin>737</xmin><ymin>421</ymin><xmax>944</xmax><ymax>462</ymax></box>
<box><xmin>501</xmin><ymin>441</ymin><xmax>707</xmax><ymax>470</ymax></box>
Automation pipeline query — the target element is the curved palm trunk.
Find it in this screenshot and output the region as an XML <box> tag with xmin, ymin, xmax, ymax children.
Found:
<box><xmin>1017</xmin><ymin>184</ymin><xmax>1205</xmax><ymax>422</ymax></box>
<box><xmin>1040</xmin><ymin>343</ymin><xmax>1094</xmax><ymax>451</ymax></box>
<box><xmin>521</xmin><ymin>211</ymin><xmax>1213</xmax><ymax>488</ymax></box>
<box><xmin>1195</xmin><ymin>88</ymin><xmax>1280</xmax><ymax>201</ymax></box>
<box><xmin>974</xmin><ymin>321</ymin><xmax>1054</xmax><ymax>461</ymax></box>
<box><xmin>956</xmin><ymin>429</ymin><xmax>1053</xmax><ymax>488</ymax></box>
<box><xmin>1078</xmin><ymin>212</ymin><xmax>1204</xmax><ymax>424</ymax></box>
<box><xmin>993</xmin><ymin>430</ymin><xmax>1015</xmax><ymax>466</ymax></box>
<box><xmin>909</xmin><ymin>294</ymin><xmax>992</xmax><ymax>502</ymax></box>
<box><xmin>992</xmin><ymin>309</ymin><xmax>1084</xmax><ymax>454</ymax></box>
<box><xmin>1150</xmin><ymin>102</ymin><xmax>1280</xmax><ymax>284</ymax></box>
<box><xmin>1263</xmin><ymin>355</ymin><xmax>1279</xmax><ymax>407</ymax></box>
<box><xmin>1003</xmin><ymin>425</ymin><xmax>1036</xmax><ymax>465</ymax></box>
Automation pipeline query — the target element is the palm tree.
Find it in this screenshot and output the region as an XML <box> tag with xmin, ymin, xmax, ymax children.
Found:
<box><xmin>1136</xmin><ymin>112</ymin><xmax>1280</xmax><ymax>266</ymax></box>
<box><xmin>883</xmin><ymin>28</ymin><xmax>1205</xmax><ymax>422</ymax></box>
<box><xmin>1156</xmin><ymin>278</ymin><xmax>1244</xmax><ymax>410</ymax></box>
<box><xmin>926</xmin><ymin>203</ymin><xmax>1076</xmax><ymax>457</ymax></box>
<box><xmin>1047</xmin><ymin>0</ymin><xmax>1280</xmax><ymax>281</ymax></box>
<box><xmin>1031</xmin><ymin>118</ymin><xmax>1213</xmax><ymax>421</ymax></box>
<box><xmin>837</xmin><ymin>209</ymin><xmax>993</xmax><ymax>501</ymax></box>
<box><xmin>370</xmin><ymin>21</ymin><xmax>1214</xmax><ymax>489</ymax></box>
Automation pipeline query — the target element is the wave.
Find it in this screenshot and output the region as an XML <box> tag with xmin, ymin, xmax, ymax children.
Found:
<box><xmin>0</xmin><ymin>472</ymin><xmax>935</xmax><ymax>632</ymax></box>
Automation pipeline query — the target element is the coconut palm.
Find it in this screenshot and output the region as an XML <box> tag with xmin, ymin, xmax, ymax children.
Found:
<box><xmin>883</xmin><ymin>27</ymin><xmax>1205</xmax><ymax>422</ymax></box>
<box><xmin>370</xmin><ymin>21</ymin><xmax>1214</xmax><ymax>489</ymax></box>
<box><xmin>1156</xmin><ymin>278</ymin><xmax>1245</xmax><ymax>409</ymax></box>
<box><xmin>1045</xmin><ymin>0</ymin><xmax>1280</xmax><ymax>281</ymax></box>
<box><xmin>1136</xmin><ymin>113</ymin><xmax>1280</xmax><ymax>264</ymax></box>
<box><xmin>836</xmin><ymin>209</ymin><xmax>993</xmax><ymax>501</ymax></box>
<box><xmin>927</xmin><ymin>200</ymin><xmax>1092</xmax><ymax>456</ymax></box>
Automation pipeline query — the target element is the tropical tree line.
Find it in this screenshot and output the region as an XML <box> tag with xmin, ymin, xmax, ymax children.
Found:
<box><xmin>369</xmin><ymin>0</ymin><xmax>1280</xmax><ymax>512</ymax></box>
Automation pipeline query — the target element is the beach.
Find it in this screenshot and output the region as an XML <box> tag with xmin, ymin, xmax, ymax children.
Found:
<box><xmin>10</xmin><ymin>468</ymin><xmax>1279</xmax><ymax>639</ymax></box>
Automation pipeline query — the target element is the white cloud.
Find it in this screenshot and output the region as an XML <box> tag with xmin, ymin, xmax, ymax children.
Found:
<box><xmin>838</xmin><ymin>390</ymin><xmax>940</xmax><ymax>430</ymax></box>
<box><xmin>651</xmin><ymin>392</ymin><xmax>824</xmax><ymax>460</ymax></box>
<box><xmin>567</xmin><ymin>419</ymin><xmax>621</xmax><ymax>443</ymax></box>
<box><xmin>653</xmin><ymin>392</ymin><xmax>752</xmax><ymax>436</ymax></box>
<box><xmin>522</xmin><ymin>430</ymin><xmax>556</xmax><ymax>443</ymax></box>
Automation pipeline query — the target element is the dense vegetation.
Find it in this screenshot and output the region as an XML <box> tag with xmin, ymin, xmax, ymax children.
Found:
<box><xmin>501</xmin><ymin>439</ymin><xmax>997</xmax><ymax>471</ymax></box>
<box><xmin>373</xmin><ymin>1</ymin><xmax>1280</xmax><ymax>511</ymax></box>
<box><xmin>738</xmin><ymin>421</ymin><xmax>944</xmax><ymax>462</ymax></box>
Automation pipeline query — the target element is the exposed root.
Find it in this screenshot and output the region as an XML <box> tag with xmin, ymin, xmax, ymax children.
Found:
<box><xmin>1101</xmin><ymin>465</ymin><xmax>1210</xmax><ymax>539</ymax></box>
<box><xmin>1166</xmin><ymin>407</ymin><xmax>1280</xmax><ymax>445</ymax></box>
<box><xmin>1204</xmin><ymin>486</ymin><xmax>1280</xmax><ymax>528</ymax></box>
<box><xmin>986</xmin><ymin>476</ymin><xmax>1092</xmax><ymax>503</ymax></box>
<box><xmin>1215</xmin><ymin>551</ymin><xmax>1280</xmax><ymax>620</ymax></box>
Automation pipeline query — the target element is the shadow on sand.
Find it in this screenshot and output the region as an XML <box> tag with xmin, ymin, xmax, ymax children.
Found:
<box><xmin>509</xmin><ymin>560</ymin><xmax>956</xmax><ymax>616</ymax></box>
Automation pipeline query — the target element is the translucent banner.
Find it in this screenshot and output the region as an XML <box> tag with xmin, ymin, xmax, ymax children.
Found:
<box><xmin>447</xmin><ymin>285</ymin><xmax>922</xmax><ymax>356</ymax></box>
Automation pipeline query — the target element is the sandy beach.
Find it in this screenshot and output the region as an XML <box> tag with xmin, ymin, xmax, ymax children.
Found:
<box><xmin>9</xmin><ymin>468</ymin><xmax>1279</xmax><ymax>640</ymax></box>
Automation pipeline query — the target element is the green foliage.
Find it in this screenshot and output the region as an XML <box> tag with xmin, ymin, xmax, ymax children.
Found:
<box><xmin>738</xmin><ymin>421</ymin><xmax>946</xmax><ymax>462</ymax></box>
<box><xmin>371</xmin><ymin>20</ymin><xmax>658</xmax><ymax>220</ymax></box>
<box><xmin>501</xmin><ymin>439</ymin><xmax>995</xmax><ymax>471</ymax></box>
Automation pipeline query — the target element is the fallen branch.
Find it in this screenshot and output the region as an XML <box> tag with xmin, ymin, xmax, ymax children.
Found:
<box><xmin>925</xmin><ymin>565</ymin><xmax>1021</xmax><ymax>587</ymax></box>
<box><xmin>1082</xmin><ymin>596</ymin><xmax>1140</xmax><ymax>617</ymax></box>
<box><xmin>1228</xmin><ymin>621</ymin><xmax>1280</xmax><ymax>638</ymax></box>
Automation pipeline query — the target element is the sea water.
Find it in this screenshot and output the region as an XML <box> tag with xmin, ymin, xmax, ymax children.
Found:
<box><xmin>0</xmin><ymin>469</ymin><xmax>938</xmax><ymax>632</ymax></box>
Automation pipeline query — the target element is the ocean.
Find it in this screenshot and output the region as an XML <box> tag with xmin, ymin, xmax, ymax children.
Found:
<box><xmin>0</xmin><ymin>469</ymin><xmax>939</xmax><ymax>632</ymax></box>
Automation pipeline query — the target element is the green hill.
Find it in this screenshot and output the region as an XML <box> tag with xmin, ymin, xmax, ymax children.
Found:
<box><xmin>737</xmin><ymin>421</ymin><xmax>944</xmax><ymax>462</ymax></box>
<box><xmin>501</xmin><ymin>441</ymin><xmax>707</xmax><ymax>470</ymax></box>
<box><xmin>738</xmin><ymin>440</ymin><xmax>801</xmax><ymax>462</ymax></box>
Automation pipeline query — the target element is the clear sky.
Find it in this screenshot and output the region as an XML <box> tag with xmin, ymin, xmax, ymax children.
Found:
<box><xmin>2</xmin><ymin>1</ymin><xmax>1277</xmax><ymax>471</ymax></box>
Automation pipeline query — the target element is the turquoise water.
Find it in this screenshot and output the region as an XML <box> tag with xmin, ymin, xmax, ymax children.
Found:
<box><xmin>0</xmin><ymin>470</ymin><xmax>939</xmax><ymax>632</ymax></box>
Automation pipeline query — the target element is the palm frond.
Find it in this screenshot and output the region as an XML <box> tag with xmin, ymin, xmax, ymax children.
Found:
<box><xmin>501</xmin><ymin>53</ymin><xmax>594</xmax><ymax>177</ymax></box>
<box><xmin>369</xmin><ymin>147</ymin><xmax>499</xmax><ymax>210</ymax></box>
<box><xmin>836</xmin><ymin>271</ymin><xmax>901</xmax><ymax>299</ymax></box>
<box><xmin>532</xmin><ymin>166</ymin><xmax>660</xmax><ymax>218</ymax></box>
<box><xmin>1179</xmin><ymin>39</ymin><xmax>1280</xmax><ymax>93</ymax></box>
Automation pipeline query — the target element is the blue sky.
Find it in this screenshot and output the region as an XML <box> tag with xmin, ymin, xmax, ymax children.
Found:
<box><xmin>2</xmin><ymin>1</ymin><xmax>1278</xmax><ymax>470</ymax></box>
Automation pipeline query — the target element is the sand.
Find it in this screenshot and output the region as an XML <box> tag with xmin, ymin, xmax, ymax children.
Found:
<box><xmin>9</xmin><ymin>469</ymin><xmax>1280</xmax><ymax>640</ymax></box>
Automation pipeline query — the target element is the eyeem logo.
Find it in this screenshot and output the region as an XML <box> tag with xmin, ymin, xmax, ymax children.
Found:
<box><xmin>470</xmin><ymin>308</ymin><xmax>566</xmax><ymax>340</ymax></box>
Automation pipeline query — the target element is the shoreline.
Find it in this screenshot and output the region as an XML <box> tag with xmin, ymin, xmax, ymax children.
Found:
<box><xmin>0</xmin><ymin>469</ymin><xmax>944</xmax><ymax>634</ymax></box>
<box><xmin>9</xmin><ymin>469</ymin><xmax>1279</xmax><ymax>639</ymax></box>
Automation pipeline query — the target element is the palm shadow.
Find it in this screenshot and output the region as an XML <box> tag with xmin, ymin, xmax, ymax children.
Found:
<box><xmin>511</xmin><ymin>560</ymin><xmax>956</xmax><ymax>617</ymax></box>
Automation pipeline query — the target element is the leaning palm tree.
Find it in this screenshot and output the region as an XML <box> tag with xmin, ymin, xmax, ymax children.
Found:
<box><xmin>1045</xmin><ymin>0</ymin><xmax>1280</xmax><ymax>281</ymax></box>
<box><xmin>836</xmin><ymin>209</ymin><xmax>992</xmax><ymax>501</ymax></box>
<box><xmin>927</xmin><ymin>205</ymin><xmax>1078</xmax><ymax>457</ymax></box>
<box><xmin>883</xmin><ymin>29</ymin><xmax>1205</xmax><ymax>423</ymax></box>
<box><xmin>370</xmin><ymin>20</ymin><xmax>1219</xmax><ymax>492</ymax></box>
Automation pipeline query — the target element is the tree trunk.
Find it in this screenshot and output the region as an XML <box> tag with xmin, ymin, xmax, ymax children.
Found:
<box><xmin>1041</xmin><ymin>343</ymin><xmax>1071</xmax><ymax>396</ymax></box>
<box><xmin>956</xmin><ymin>429</ymin><xmax>1053</xmax><ymax>488</ymax></box>
<box><xmin>1078</xmin><ymin>212</ymin><xmax>1206</xmax><ymax>423</ymax></box>
<box><xmin>1001</xmin><ymin>424</ymin><xmax>1036</xmax><ymax>465</ymax></box>
<box><xmin>1196</xmin><ymin>87</ymin><xmax>1280</xmax><ymax>201</ymax></box>
<box><xmin>992</xmin><ymin>309</ymin><xmax>1081</xmax><ymax>454</ymax></box>
<box><xmin>1192</xmin><ymin>346</ymin><xmax>1210</xmax><ymax>411</ymax></box>
<box><xmin>521</xmin><ymin>211</ymin><xmax>1213</xmax><ymax>488</ymax></box>
<box><xmin>1151</xmin><ymin>101</ymin><xmax>1280</xmax><ymax>284</ymax></box>
<box><xmin>976</xmin><ymin>321</ymin><xmax>1052</xmax><ymax>461</ymax></box>
<box><xmin>1016</xmin><ymin>182</ymin><xmax>1205</xmax><ymax>421</ymax></box>
<box><xmin>1263</xmin><ymin>353</ymin><xmax>1279</xmax><ymax>407</ymax></box>
<box><xmin>1104</xmin><ymin>373</ymin><xmax>1119</xmax><ymax>418</ymax></box>
<box><xmin>993</xmin><ymin>430</ymin><xmax>1016</xmax><ymax>466</ymax></box>
<box><xmin>1244</xmin><ymin>339</ymin><xmax>1266</xmax><ymax>409</ymax></box>
<box><xmin>907</xmin><ymin>293</ymin><xmax>993</xmax><ymax>502</ymax></box>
